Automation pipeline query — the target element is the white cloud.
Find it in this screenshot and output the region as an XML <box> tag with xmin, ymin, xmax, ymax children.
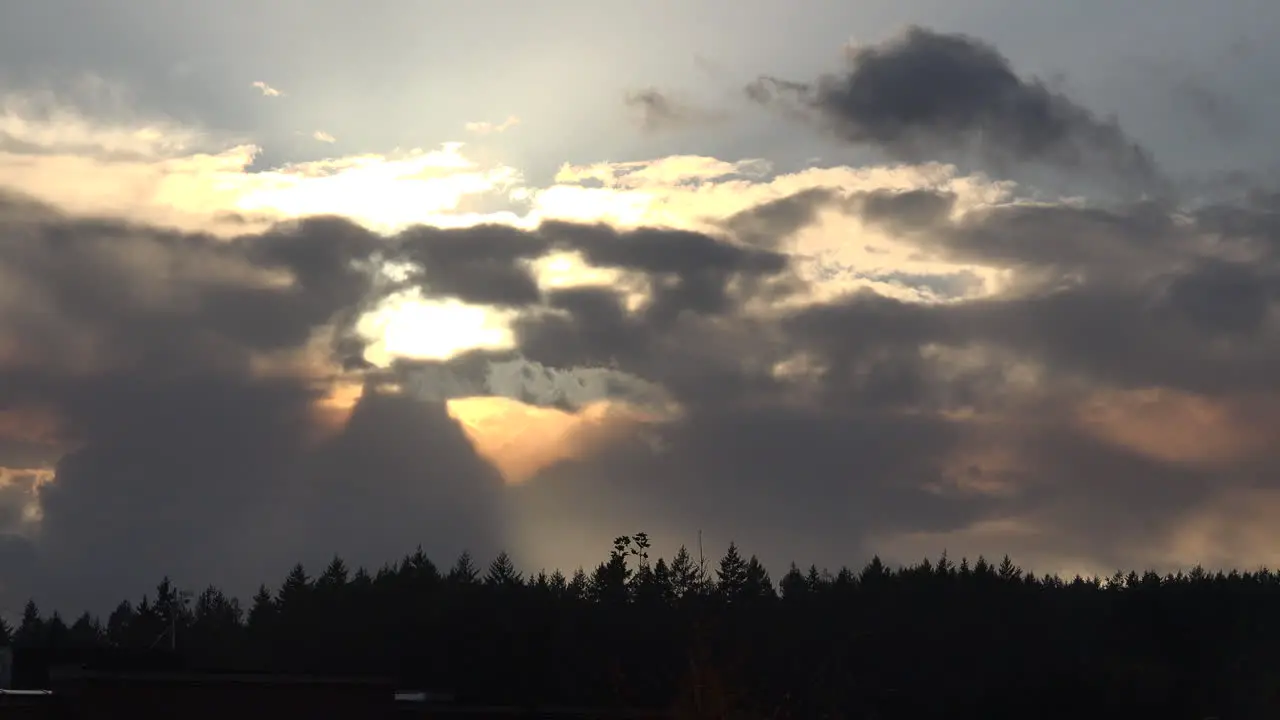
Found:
<box><xmin>311</xmin><ymin>130</ymin><xmax>336</xmax><ymax>143</ymax></box>
<box><xmin>231</xmin><ymin>144</ymin><xmax>524</xmax><ymax>234</ymax></box>
<box><xmin>0</xmin><ymin>99</ymin><xmax>524</xmax><ymax>235</ymax></box>
<box><xmin>251</xmin><ymin>81</ymin><xmax>283</xmax><ymax>97</ymax></box>
<box><xmin>0</xmin><ymin>91</ymin><xmax>207</xmax><ymax>157</ymax></box>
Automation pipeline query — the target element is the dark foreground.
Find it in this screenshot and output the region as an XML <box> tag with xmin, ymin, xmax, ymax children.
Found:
<box><xmin>0</xmin><ymin>662</ymin><xmax>1270</xmax><ymax>719</ymax></box>
<box><xmin>9</xmin><ymin>536</ymin><xmax>1280</xmax><ymax>717</ymax></box>
<box><xmin>0</xmin><ymin>673</ymin><xmax>675</xmax><ymax>720</ymax></box>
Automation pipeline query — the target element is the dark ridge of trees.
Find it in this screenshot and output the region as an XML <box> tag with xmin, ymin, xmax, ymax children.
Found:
<box><xmin>7</xmin><ymin>534</ymin><xmax>1280</xmax><ymax>718</ymax></box>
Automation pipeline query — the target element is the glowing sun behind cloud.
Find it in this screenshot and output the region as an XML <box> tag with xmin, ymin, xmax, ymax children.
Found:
<box><xmin>357</xmin><ymin>290</ymin><xmax>519</xmax><ymax>366</ymax></box>
<box><xmin>232</xmin><ymin>143</ymin><xmax>523</xmax><ymax>235</ymax></box>
<box><xmin>446</xmin><ymin>398</ymin><xmax>617</xmax><ymax>485</ymax></box>
<box><xmin>0</xmin><ymin>96</ymin><xmax>1028</xmax><ymax>495</ymax></box>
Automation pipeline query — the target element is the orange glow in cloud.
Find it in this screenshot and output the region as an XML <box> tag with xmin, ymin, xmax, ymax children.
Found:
<box><xmin>0</xmin><ymin>465</ymin><xmax>54</xmax><ymax>527</ymax></box>
<box><xmin>0</xmin><ymin>406</ymin><xmax>63</xmax><ymax>450</ymax></box>
<box><xmin>1076</xmin><ymin>388</ymin><xmax>1276</xmax><ymax>466</ymax></box>
<box><xmin>309</xmin><ymin>380</ymin><xmax>366</xmax><ymax>444</ymax></box>
<box><xmin>1157</xmin><ymin>489</ymin><xmax>1280</xmax><ymax>570</ymax></box>
<box><xmin>309</xmin><ymin>381</ymin><xmax>650</xmax><ymax>485</ymax></box>
<box><xmin>446</xmin><ymin>396</ymin><xmax>651</xmax><ymax>485</ymax></box>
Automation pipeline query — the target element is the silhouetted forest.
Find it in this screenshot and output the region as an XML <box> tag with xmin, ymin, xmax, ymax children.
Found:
<box><xmin>6</xmin><ymin>533</ymin><xmax>1280</xmax><ymax>718</ymax></box>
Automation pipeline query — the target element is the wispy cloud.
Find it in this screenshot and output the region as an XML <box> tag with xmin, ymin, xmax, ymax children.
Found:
<box><xmin>0</xmin><ymin>100</ymin><xmax>522</xmax><ymax>235</ymax></box>
<box><xmin>623</xmin><ymin>88</ymin><xmax>728</xmax><ymax>132</ymax></box>
<box><xmin>464</xmin><ymin>115</ymin><xmax>520</xmax><ymax>135</ymax></box>
<box><xmin>251</xmin><ymin>80</ymin><xmax>283</xmax><ymax>97</ymax></box>
<box><xmin>0</xmin><ymin>90</ymin><xmax>207</xmax><ymax>158</ymax></box>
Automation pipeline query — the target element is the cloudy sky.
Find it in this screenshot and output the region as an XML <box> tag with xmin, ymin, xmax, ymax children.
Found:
<box><xmin>3</xmin><ymin>0</ymin><xmax>1280</xmax><ymax>615</ymax></box>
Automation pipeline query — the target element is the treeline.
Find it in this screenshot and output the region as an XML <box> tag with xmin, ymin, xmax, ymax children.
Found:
<box><xmin>6</xmin><ymin>533</ymin><xmax>1280</xmax><ymax>718</ymax></box>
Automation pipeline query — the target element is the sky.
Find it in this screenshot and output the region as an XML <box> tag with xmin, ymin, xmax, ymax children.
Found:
<box><xmin>2</xmin><ymin>0</ymin><xmax>1280</xmax><ymax>615</ymax></box>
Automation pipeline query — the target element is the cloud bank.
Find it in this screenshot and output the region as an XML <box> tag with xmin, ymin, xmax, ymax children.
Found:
<box><xmin>2</xmin><ymin>25</ymin><xmax>1280</xmax><ymax>615</ymax></box>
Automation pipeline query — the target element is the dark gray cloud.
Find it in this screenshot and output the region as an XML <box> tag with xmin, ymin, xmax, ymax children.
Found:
<box><xmin>747</xmin><ymin>26</ymin><xmax>1165</xmax><ymax>193</ymax></box>
<box><xmin>505</xmin><ymin>183</ymin><xmax>1280</xmax><ymax>575</ymax></box>
<box><xmin>395</xmin><ymin>224</ymin><xmax>551</xmax><ymax>307</ymax></box>
<box><xmin>855</xmin><ymin>188</ymin><xmax>958</xmax><ymax>232</ymax></box>
<box><xmin>291</xmin><ymin>386</ymin><xmax>508</xmax><ymax>567</ymax></box>
<box><xmin>0</xmin><ymin>194</ymin><xmax>511</xmax><ymax>612</ymax></box>
<box><xmin>0</xmin><ymin>189</ymin><xmax>803</xmax><ymax>612</ymax></box>
<box><xmin>539</xmin><ymin>221</ymin><xmax>793</xmax><ymax>323</ymax></box>
<box><xmin>514</xmin><ymin>286</ymin><xmax>651</xmax><ymax>369</ymax></box>
<box><xmin>780</xmin><ymin>260</ymin><xmax>1279</xmax><ymax>402</ymax></box>
<box><xmin>722</xmin><ymin>187</ymin><xmax>840</xmax><ymax>248</ymax></box>
<box><xmin>511</xmin><ymin>406</ymin><xmax>981</xmax><ymax>572</ymax></box>
<box><xmin>941</xmin><ymin>201</ymin><xmax>1182</xmax><ymax>281</ymax></box>
<box><xmin>390</xmin><ymin>220</ymin><xmax>793</xmax><ymax>317</ymax></box>
<box><xmin>7</xmin><ymin>170</ymin><xmax>1280</xmax><ymax>612</ymax></box>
